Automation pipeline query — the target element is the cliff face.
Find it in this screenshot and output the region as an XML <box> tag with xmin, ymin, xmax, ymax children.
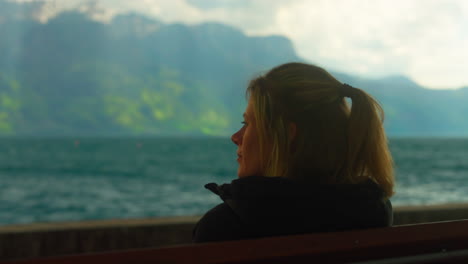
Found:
<box><xmin>1</xmin><ymin>2</ymin><xmax>467</xmax><ymax>136</ymax></box>
<box><xmin>0</xmin><ymin>10</ymin><xmax>300</xmax><ymax>136</ymax></box>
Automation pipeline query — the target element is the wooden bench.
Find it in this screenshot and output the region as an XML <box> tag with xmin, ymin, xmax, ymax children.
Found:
<box><xmin>2</xmin><ymin>220</ymin><xmax>468</xmax><ymax>264</ymax></box>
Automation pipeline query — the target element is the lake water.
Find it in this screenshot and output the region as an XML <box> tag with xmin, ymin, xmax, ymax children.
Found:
<box><xmin>1</xmin><ymin>137</ymin><xmax>468</xmax><ymax>226</ymax></box>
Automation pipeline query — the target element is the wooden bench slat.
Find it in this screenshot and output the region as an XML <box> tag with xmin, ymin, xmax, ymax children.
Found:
<box><xmin>3</xmin><ymin>220</ymin><xmax>468</xmax><ymax>264</ymax></box>
<box><xmin>351</xmin><ymin>249</ymin><xmax>468</xmax><ymax>264</ymax></box>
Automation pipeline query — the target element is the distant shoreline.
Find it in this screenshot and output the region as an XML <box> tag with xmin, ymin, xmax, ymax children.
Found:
<box><xmin>0</xmin><ymin>135</ymin><xmax>468</xmax><ymax>139</ymax></box>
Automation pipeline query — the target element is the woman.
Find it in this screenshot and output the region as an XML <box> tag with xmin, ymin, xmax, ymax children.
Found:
<box><xmin>192</xmin><ymin>62</ymin><xmax>395</xmax><ymax>243</ymax></box>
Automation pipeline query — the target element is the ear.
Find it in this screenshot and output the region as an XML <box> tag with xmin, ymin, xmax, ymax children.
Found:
<box><xmin>288</xmin><ymin>122</ymin><xmax>297</xmax><ymax>143</ymax></box>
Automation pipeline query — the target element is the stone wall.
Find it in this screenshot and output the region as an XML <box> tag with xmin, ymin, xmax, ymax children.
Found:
<box><xmin>394</xmin><ymin>203</ymin><xmax>468</xmax><ymax>224</ymax></box>
<box><xmin>0</xmin><ymin>216</ymin><xmax>199</xmax><ymax>261</ymax></box>
<box><xmin>1</xmin><ymin>204</ymin><xmax>468</xmax><ymax>261</ymax></box>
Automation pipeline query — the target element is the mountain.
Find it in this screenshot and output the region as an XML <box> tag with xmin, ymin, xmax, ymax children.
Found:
<box><xmin>0</xmin><ymin>3</ymin><xmax>467</xmax><ymax>136</ymax></box>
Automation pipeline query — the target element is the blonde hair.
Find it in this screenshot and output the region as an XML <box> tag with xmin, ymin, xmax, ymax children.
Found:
<box><xmin>247</xmin><ymin>62</ymin><xmax>394</xmax><ymax>198</ymax></box>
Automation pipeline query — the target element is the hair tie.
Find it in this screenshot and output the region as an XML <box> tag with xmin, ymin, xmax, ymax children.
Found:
<box><xmin>341</xmin><ymin>83</ymin><xmax>354</xmax><ymax>98</ymax></box>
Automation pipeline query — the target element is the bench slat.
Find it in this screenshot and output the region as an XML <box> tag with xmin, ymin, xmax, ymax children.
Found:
<box><xmin>3</xmin><ymin>220</ymin><xmax>468</xmax><ymax>264</ymax></box>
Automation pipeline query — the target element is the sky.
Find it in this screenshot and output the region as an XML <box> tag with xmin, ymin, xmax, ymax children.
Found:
<box><xmin>13</xmin><ymin>0</ymin><xmax>468</xmax><ymax>90</ymax></box>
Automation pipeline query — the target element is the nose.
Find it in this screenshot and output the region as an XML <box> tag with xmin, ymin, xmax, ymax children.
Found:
<box><xmin>231</xmin><ymin>129</ymin><xmax>242</xmax><ymax>146</ymax></box>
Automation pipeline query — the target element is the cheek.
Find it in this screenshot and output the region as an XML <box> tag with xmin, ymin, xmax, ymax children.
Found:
<box><xmin>241</xmin><ymin>134</ymin><xmax>261</xmax><ymax>173</ymax></box>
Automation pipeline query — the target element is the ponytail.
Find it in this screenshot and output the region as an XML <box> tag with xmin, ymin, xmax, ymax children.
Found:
<box><xmin>342</xmin><ymin>85</ymin><xmax>394</xmax><ymax>198</ymax></box>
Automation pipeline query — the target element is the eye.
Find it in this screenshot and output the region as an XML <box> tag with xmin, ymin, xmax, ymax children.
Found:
<box><xmin>241</xmin><ymin>121</ymin><xmax>247</xmax><ymax>127</ymax></box>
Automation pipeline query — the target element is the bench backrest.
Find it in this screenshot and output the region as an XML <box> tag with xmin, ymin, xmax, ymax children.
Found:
<box><xmin>3</xmin><ymin>220</ymin><xmax>468</xmax><ymax>264</ymax></box>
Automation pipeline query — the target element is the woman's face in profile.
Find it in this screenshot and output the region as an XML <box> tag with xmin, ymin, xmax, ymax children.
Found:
<box><xmin>231</xmin><ymin>99</ymin><xmax>262</xmax><ymax>178</ymax></box>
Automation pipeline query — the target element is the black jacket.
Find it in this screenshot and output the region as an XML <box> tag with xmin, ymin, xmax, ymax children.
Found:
<box><xmin>193</xmin><ymin>176</ymin><xmax>392</xmax><ymax>243</ymax></box>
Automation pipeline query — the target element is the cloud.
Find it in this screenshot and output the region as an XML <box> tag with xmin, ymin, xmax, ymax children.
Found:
<box><xmin>12</xmin><ymin>0</ymin><xmax>468</xmax><ymax>89</ymax></box>
<box><xmin>270</xmin><ymin>0</ymin><xmax>468</xmax><ymax>89</ymax></box>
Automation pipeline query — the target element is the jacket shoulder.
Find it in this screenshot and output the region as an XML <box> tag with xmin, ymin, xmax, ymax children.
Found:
<box><xmin>192</xmin><ymin>202</ymin><xmax>245</xmax><ymax>243</ymax></box>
